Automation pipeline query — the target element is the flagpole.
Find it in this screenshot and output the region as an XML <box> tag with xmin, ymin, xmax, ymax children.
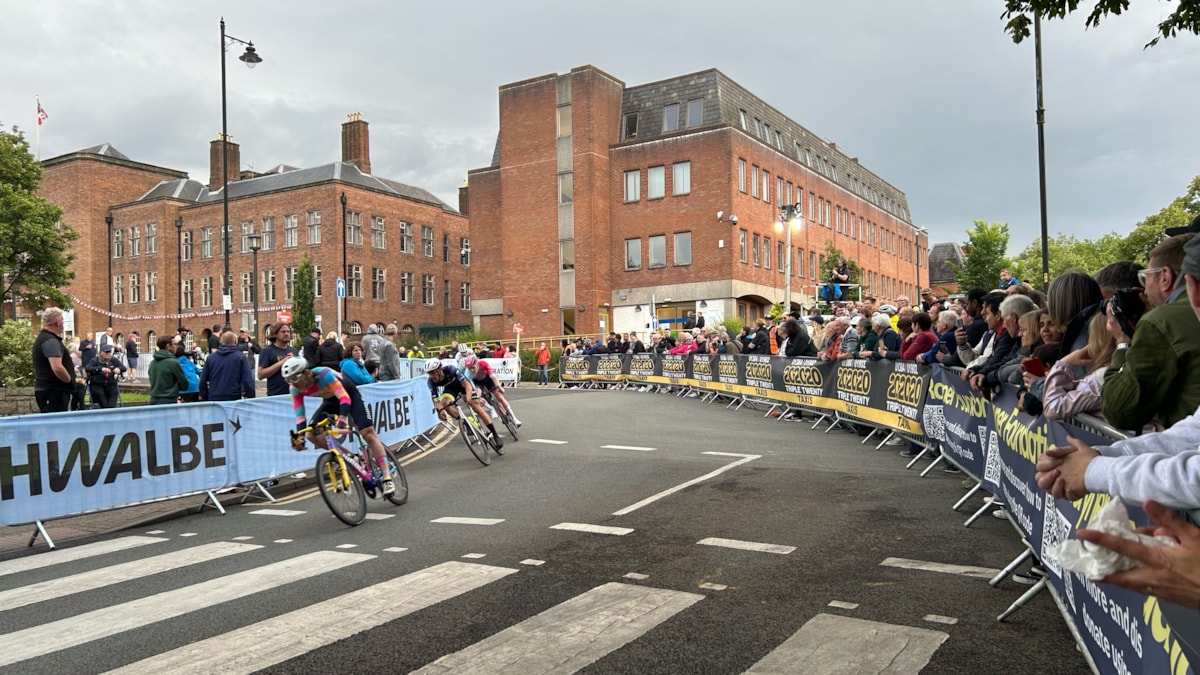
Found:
<box><xmin>35</xmin><ymin>96</ymin><xmax>41</xmax><ymax>160</ymax></box>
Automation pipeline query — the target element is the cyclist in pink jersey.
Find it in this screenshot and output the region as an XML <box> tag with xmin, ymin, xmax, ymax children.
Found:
<box><xmin>462</xmin><ymin>355</ymin><xmax>521</xmax><ymax>427</ymax></box>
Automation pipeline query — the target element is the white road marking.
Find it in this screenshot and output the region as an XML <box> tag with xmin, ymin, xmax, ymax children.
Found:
<box><xmin>880</xmin><ymin>557</ymin><xmax>1001</xmax><ymax>580</ymax></box>
<box><xmin>924</xmin><ymin>614</ymin><xmax>959</xmax><ymax>625</ymax></box>
<box><xmin>550</xmin><ymin>522</ymin><xmax>634</xmax><ymax>536</ymax></box>
<box><xmin>363</xmin><ymin>513</ymin><xmax>395</xmax><ymax>520</ymax></box>
<box><xmin>431</xmin><ymin>517</ymin><xmax>505</xmax><ymax>525</ymax></box>
<box><xmin>336</xmin><ymin>544</ymin><xmax>358</xmax><ymax>549</ymax></box>
<box><xmin>274</xmin><ymin>539</ymin><xmax>294</xmax><ymax>544</ymax></box>
<box><xmin>462</xmin><ymin>553</ymin><xmax>487</xmax><ymax>559</ymax></box>
<box><xmin>384</xmin><ymin>547</ymin><xmax>408</xmax><ymax>553</ymax></box>
<box><xmin>520</xmin><ymin>559</ymin><xmax>545</xmax><ymax>566</ymax></box>
<box><xmin>0</xmin><ymin>536</ymin><xmax>166</xmax><ymax>578</ymax></box>
<box><xmin>178</xmin><ymin>533</ymin><xmax>198</xmax><ymax>537</ymax></box>
<box><xmin>248</xmin><ymin>509</ymin><xmax>306</xmax><ymax>516</ymax></box>
<box><xmin>702</xmin><ymin>452</ymin><xmax>761</xmax><ymax>458</ymax></box>
<box><xmin>0</xmin><ymin>551</ymin><xmax>373</xmax><ymax>667</ymax></box>
<box><xmin>828</xmin><ymin>601</ymin><xmax>859</xmax><ymax>610</ymax></box>
<box><xmin>697</xmin><ymin>537</ymin><xmax>795</xmax><ymax>555</ymax></box>
<box><xmin>232</xmin><ymin>536</ymin><xmax>254</xmax><ymax>541</ymax></box>
<box><xmin>699</xmin><ymin>582</ymin><xmax>728</xmax><ymax>591</ymax></box>
<box><xmin>528</xmin><ymin>439</ymin><xmax>568</xmax><ymax>445</ymax></box>
<box><xmin>108</xmin><ymin>562</ymin><xmax>517</xmax><ymax>674</ymax></box>
<box><xmin>613</xmin><ymin>454</ymin><xmax>762</xmax><ymax>515</ymax></box>
<box><xmin>744</xmin><ymin>613</ymin><xmax>948</xmax><ymax>674</ymax></box>
<box><xmin>0</xmin><ymin>541</ymin><xmax>261</xmax><ymax>613</ymax></box>
<box><xmin>601</xmin><ymin>445</ymin><xmax>656</xmax><ymax>451</ymax></box>
<box><xmin>624</xmin><ymin>573</ymin><xmax>649</xmax><ymax>580</ymax></box>
<box><xmin>145</xmin><ymin>530</ymin><xmax>165</xmax><ymax>535</ymax></box>
<box><xmin>412</xmin><ymin>582</ymin><xmax>703</xmax><ymax>674</ymax></box>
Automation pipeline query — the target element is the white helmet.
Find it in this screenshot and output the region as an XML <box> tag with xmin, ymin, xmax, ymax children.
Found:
<box><xmin>281</xmin><ymin>356</ymin><xmax>309</xmax><ymax>381</ymax></box>
<box><xmin>457</xmin><ymin>344</ymin><xmax>471</xmax><ymax>355</ymax></box>
<box><xmin>423</xmin><ymin>358</ymin><xmax>443</xmax><ymax>374</ymax></box>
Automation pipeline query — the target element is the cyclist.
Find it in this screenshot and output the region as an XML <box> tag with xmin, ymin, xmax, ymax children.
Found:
<box><xmin>282</xmin><ymin>356</ymin><xmax>395</xmax><ymax>496</ymax></box>
<box><xmin>462</xmin><ymin>354</ymin><xmax>521</xmax><ymax>427</ymax></box>
<box><xmin>424</xmin><ymin>358</ymin><xmax>504</xmax><ymax>448</ymax></box>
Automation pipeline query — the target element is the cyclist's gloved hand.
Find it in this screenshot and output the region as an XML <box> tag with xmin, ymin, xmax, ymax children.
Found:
<box><xmin>290</xmin><ymin>431</ymin><xmax>306</xmax><ymax>451</ymax></box>
<box><xmin>335</xmin><ymin>415</ymin><xmax>350</xmax><ymax>429</ymax></box>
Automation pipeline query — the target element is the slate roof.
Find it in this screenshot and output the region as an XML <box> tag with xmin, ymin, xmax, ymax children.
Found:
<box><xmin>928</xmin><ymin>242</ymin><xmax>965</xmax><ymax>285</ymax></box>
<box><xmin>77</xmin><ymin>143</ymin><xmax>130</xmax><ymax>160</ymax></box>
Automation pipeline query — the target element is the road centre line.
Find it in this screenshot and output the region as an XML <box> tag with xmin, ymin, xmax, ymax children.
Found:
<box><xmin>601</xmin><ymin>445</ymin><xmax>656</xmax><ymax>451</ymax></box>
<box><xmin>697</xmin><ymin>537</ymin><xmax>796</xmax><ymax>555</ymax></box>
<box><xmin>0</xmin><ymin>536</ymin><xmax>166</xmax><ymax>578</ymax></box>
<box><xmin>612</xmin><ymin>454</ymin><xmax>763</xmax><ymax>516</ymax></box>
<box><xmin>431</xmin><ymin>517</ymin><xmax>506</xmax><ymax>525</ymax></box>
<box><xmin>550</xmin><ymin>523</ymin><xmax>635</xmax><ymax>536</ymax></box>
<box><xmin>528</xmin><ymin>439</ymin><xmax>568</xmax><ymax>445</ymax></box>
<box><xmin>702</xmin><ymin>452</ymin><xmax>761</xmax><ymax>458</ymax></box>
<box><xmin>247</xmin><ymin>509</ymin><xmax>307</xmax><ymax>517</ymax></box>
<box><xmin>879</xmin><ymin>557</ymin><xmax>1000</xmax><ymax>579</ymax></box>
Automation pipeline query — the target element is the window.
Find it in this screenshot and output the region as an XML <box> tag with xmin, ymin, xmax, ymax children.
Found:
<box><xmin>263</xmin><ymin>269</ymin><xmax>276</xmax><ymax>303</ymax></box>
<box><xmin>751</xmin><ymin>166</ymin><xmax>759</xmax><ymax>197</ymax></box>
<box><xmin>371</xmin><ymin>216</ymin><xmax>385</xmax><ymax>249</ymax></box>
<box><xmin>558</xmin><ymin>173</ymin><xmax>573</xmax><ymax>204</ymax></box>
<box><xmin>240</xmin><ymin>221</ymin><xmax>254</xmax><ymax>252</ymax></box>
<box><xmin>763</xmin><ymin>237</ymin><xmax>771</xmax><ymax>269</ymax></box>
<box><xmin>460</xmin><ymin>282</ymin><xmax>471</xmax><ymax>310</ymax></box>
<box><xmin>399</xmin><ymin>222</ymin><xmax>413</xmax><ymax>254</ymax></box>
<box><xmin>647</xmin><ymin>166</ymin><xmax>665</xmax><ymax>199</ymax></box>
<box><xmin>201</xmin><ymin>276</ymin><xmax>213</xmax><ymax>307</ymax></box>
<box><xmin>560</xmin><ymin>241</ymin><xmax>574</xmax><ymax>270</ymax></box>
<box><xmin>810</xmin><ymin>252</ymin><xmax>817</xmax><ymax>280</ymax></box>
<box><xmin>624</xmin><ymin>170</ymin><xmax>640</xmax><ymax>202</ymax></box>
<box><xmin>460</xmin><ymin>237</ymin><xmax>470</xmax><ymax>265</ymax></box>
<box><xmin>146</xmin><ymin>223</ymin><xmax>157</xmax><ymax>254</ymax></box>
<box><xmin>314</xmin><ymin>265</ymin><xmax>322</xmax><ymax>298</ymax></box>
<box><xmin>284</xmin><ymin>215</ymin><xmax>298</xmax><ymax>248</ymax></box>
<box><xmin>672</xmin><ymin>162</ymin><xmax>690</xmax><ymax>195</ymax></box>
<box><xmin>663</xmin><ymin>103</ymin><xmax>680</xmax><ymax>132</ymax></box>
<box><xmin>348</xmin><ymin>265</ymin><xmax>362</xmax><ymax>298</ymax></box>
<box><xmin>129</xmin><ymin>226</ymin><xmax>141</xmax><ymax>257</ymax></box>
<box><xmin>421</xmin><ymin>274</ymin><xmax>435</xmax><ymax>305</ymax></box>
<box><xmin>623</xmin><ymin>112</ymin><xmax>638</xmax><ymax>140</ymax></box>
<box><xmin>372</xmin><ymin>267</ymin><xmax>386</xmax><ymax>300</ymax></box>
<box><xmin>686</xmin><ymin>99</ymin><xmax>703</xmax><ymax>127</ymax></box>
<box><xmin>625</xmin><ymin>238</ymin><xmax>641</xmax><ymax>270</ymax></box>
<box><xmin>808</xmin><ymin>191</ymin><xmax>816</xmax><ymax>221</ymax></box>
<box><xmin>752</xmin><ymin>233</ymin><xmax>761</xmax><ymax>266</ymax></box>
<box><xmin>649</xmin><ymin>235</ymin><xmax>666</xmax><ymax>268</ymax></box>
<box><xmin>739</xmin><ymin>109</ymin><xmax>748</xmax><ymax>130</ymax></box>
<box><xmin>114</xmin><ymin>276</ymin><xmax>124</xmax><ymax>304</ymax></box>
<box><xmin>762</xmin><ymin>123</ymin><xmax>771</xmax><ymax>141</ymax></box>
<box><xmin>401</xmin><ymin>272</ymin><xmax>414</xmax><ymax>303</ymax></box>
<box><xmin>738</xmin><ymin>159</ymin><xmax>747</xmax><ymax>192</ymax></box>
<box><xmin>113</xmin><ymin>230</ymin><xmax>124</xmax><ymax>258</ymax></box>
<box><xmin>241</xmin><ymin>272</ymin><xmax>252</xmax><ymax>304</ymax></box>
<box><xmin>421</xmin><ymin>225</ymin><xmax>434</xmax><ymax>257</ymax></box>
<box><xmin>182</xmin><ymin>279</ymin><xmax>193</xmax><ymax>310</ymax></box>
<box><xmin>739</xmin><ymin>229</ymin><xmax>748</xmax><ymax>263</ymax></box>
<box><xmin>181</xmin><ymin>231</ymin><xmax>192</xmax><ymax>261</ymax></box>
<box><xmin>346</xmin><ymin>211</ymin><xmax>362</xmax><ymax>246</ymax></box>
<box><xmin>146</xmin><ymin>271</ymin><xmax>156</xmax><ymax>302</ymax></box>
<box><xmin>129</xmin><ymin>273</ymin><xmax>140</xmax><ymax>303</ymax></box>
<box><xmin>674</xmin><ymin>231</ymin><xmax>691</xmax><ymax>266</ymax></box>
<box><xmin>762</xmin><ymin>171</ymin><xmax>770</xmax><ymax>203</ymax></box>
<box><xmin>307</xmin><ymin>210</ymin><xmax>321</xmax><ymax>244</ymax></box>
<box><xmin>444</xmin><ymin>279</ymin><xmax>451</xmax><ymax>308</ymax></box>
<box><xmin>200</xmin><ymin>227</ymin><xmax>213</xmax><ymax>259</ymax></box>
<box><xmin>557</xmin><ymin>106</ymin><xmax>572</xmax><ymax>137</ymax></box>
<box><xmin>752</xmin><ymin>118</ymin><xmax>761</xmax><ymax>136</ymax></box>
<box><xmin>775</xmin><ymin>130</ymin><xmax>783</xmax><ymax>150</ymax></box>
<box><xmin>262</xmin><ymin>217</ymin><xmax>275</xmax><ymax>250</ymax></box>
<box><xmin>777</xmin><ymin>177</ymin><xmax>784</xmax><ymax>205</ymax></box>
<box><xmin>285</xmin><ymin>267</ymin><xmax>297</xmax><ymax>301</ymax></box>
<box><xmin>798</xmin><ymin>248</ymin><xmax>806</xmax><ymax>277</ymax></box>
<box><xmin>777</xmin><ymin>242</ymin><xmax>784</xmax><ymax>274</ymax></box>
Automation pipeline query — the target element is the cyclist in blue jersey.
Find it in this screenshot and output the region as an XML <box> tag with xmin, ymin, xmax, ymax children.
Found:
<box><xmin>423</xmin><ymin>358</ymin><xmax>503</xmax><ymax>448</ymax></box>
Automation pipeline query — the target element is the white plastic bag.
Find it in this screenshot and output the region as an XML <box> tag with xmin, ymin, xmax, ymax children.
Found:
<box><xmin>1052</xmin><ymin>499</ymin><xmax>1177</xmax><ymax>578</ymax></box>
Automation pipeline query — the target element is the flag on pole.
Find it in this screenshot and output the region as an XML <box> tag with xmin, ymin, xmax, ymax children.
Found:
<box><xmin>37</xmin><ymin>100</ymin><xmax>48</xmax><ymax>125</ymax></box>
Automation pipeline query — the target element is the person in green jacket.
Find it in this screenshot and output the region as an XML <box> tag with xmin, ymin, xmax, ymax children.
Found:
<box><xmin>148</xmin><ymin>335</ymin><xmax>189</xmax><ymax>405</ymax></box>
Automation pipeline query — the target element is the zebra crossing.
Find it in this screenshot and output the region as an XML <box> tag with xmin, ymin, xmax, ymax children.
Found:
<box><xmin>0</xmin><ymin>534</ymin><xmax>951</xmax><ymax>673</ymax></box>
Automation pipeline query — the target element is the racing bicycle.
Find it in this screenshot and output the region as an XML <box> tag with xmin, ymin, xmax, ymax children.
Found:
<box><xmin>291</xmin><ymin>417</ymin><xmax>409</xmax><ymax>526</ymax></box>
<box><xmin>448</xmin><ymin>395</ymin><xmax>502</xmax><ymax>466</ymax></box>
<box><xmin>482</xmin><ymin>389</ymin><xmax>519</xmax><ymax>441</ymax></box>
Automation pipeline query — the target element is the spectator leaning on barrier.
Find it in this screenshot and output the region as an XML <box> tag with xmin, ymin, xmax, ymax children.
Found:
<box><xmin>176</xmin><ymin>342</ymin><xmax>201</xmax><ymax>403</ymax></box>
<box><xmin>917</xmin><ymin>310</ymin><xmax>959</xmax><ymax>365</ymax></box>
<box><xmin>865</xmin><ymin>314</ymin><xmax>900</xmax><ymax>361</ymax></box>
<box><xmin>956</xmin><ymin>291</ymin><xmax>1005</xmax><ymax>370</ymax></box>
<box><xmin>85</xmin><ymin>343</ymin><xmax>125</xmax><ymax>408</ymax></box>
<box><xmin>1041</xmin><ymin>313</ymin><xmax>1118</xmax><ymax>423</ymax></box>
<box><xmin>878</xmin><ymin>316</ymin><xmax>912</xmax><ymax>361</ymax></box>
<box><xmin>1048</xmin><ymin>271</ymin><xmax>1105</xmax><ymax>366</ymax></box>
<box><xmin>257</xmin><ymin>323</ymin><xmax>299</xmax><ymax>396</ymax></box>
<box><xmin>901</xmin><ymin>312</ymin><xmax>938</xmax><ymax>361</ymax></box>
<box><xmin>818</xmin><ymin>318</ymin><xmax>846</xmax><ymax>361</ymax></box>
<box><xmin>1101</xmin><ymin>232</ymin><xmax>1200</xmax><ymax>430</ymax></box>
<box><xmin>969</xmin><ymin>294</ymin><xmax>1036</xmax><ymax>394</ymax></box>
<box><xmin>856</xmin><ymin>317</ymin><xmax>879</xmax><ymax>359</ymax></box>
<box><xmin>626</xmin><ymin>332</ymin><xmax>645</xmax><ymax>354</ymax></box>
<box><xmin>341</xmin><ymin>343</ymin><xmax>376</xmax><ymax>385</ymax></box>
<box><xmin>199</xmin><ymin>331</ymin><xmax>256</xmax><ymax>401</ymax></box>
<box><xmin>148</xmin><ymin>335</ymin><xmax>188</xmax><ymax>405</ymax></box>
<box><xmin>778</xmin><ymin>319</ymin><xmax>816</xmax><ymax>358</ymax></box>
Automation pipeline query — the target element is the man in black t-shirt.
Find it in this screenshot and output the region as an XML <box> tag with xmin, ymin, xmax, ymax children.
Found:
<box><xmin>33</xmin><ymin>308</ymin><xmax>75</xmax><ymax>413</ymax></box>
<box><xmin>256</xmin><ymin>323</ymin><xmax>299</xmax><ymax>396</ymax></box>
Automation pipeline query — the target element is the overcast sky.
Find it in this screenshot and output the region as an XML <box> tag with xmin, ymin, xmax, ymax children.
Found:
<box><xmin>3</xmin><ymin>1</ymin><xmax>1197</xmax><ymax>253</ymax></box>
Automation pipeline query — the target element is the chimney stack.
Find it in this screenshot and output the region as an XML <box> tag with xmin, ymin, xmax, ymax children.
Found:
<box><xmin>209</xmin><ymin>133</ymin><xmax>241</xmax><ymax>191</ymax></box>
<box><xmin>341</xmin><ymin>113</ymin><xmax>371</xmax><ymax>174</ymax></box>
<box><xmin>458</xmin><ymin>179</ymin><xmax>469</xmax><ymax>217</ymax></box>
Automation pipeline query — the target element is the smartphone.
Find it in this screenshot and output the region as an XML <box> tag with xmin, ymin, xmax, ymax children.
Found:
<box><xmin>956</xmin><ymin>318</ymin><xmax>965</xmax><ymax>329</ymax></box>
<box><xmin>1021</xmin><ymin>357</ymin><xmax>1046</xmax><ymax>378</ymax></box>
<box><xmin>939</xmin><ymin>343</ymin><xmax>950</xmax><ymax>354</ymax></box>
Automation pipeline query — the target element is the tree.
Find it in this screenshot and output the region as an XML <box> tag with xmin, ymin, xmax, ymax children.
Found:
<box><xmin>0</xmin><ymin>318</ymin><xmax>35</xmax><ymax>386</ymax></box>
<box><xmin>0</xmin><ymin>125</ymin><xmax>78</xmax><ymax>322</ymax></box>
<box><xmin>817</xmin><ymin>240</ymin><xmax>863</xmax><ymax>293</ymax></box>
<box><xmin>292</xmin><ymin>252</ymin><xmax>315</xmax><ymax>348</ymax></box>
<box><xmin>1001</xmin><ymin>1</ymin><xmax>1200</xmax><ymax>48</ymax></box>
<box><xmin>1114</xmin><ymin>175</ymin><xmax>1200</xmax><ymax>263</ymax></box>
<box><xmin>1010</xmin><ymin>231</ymin><xmax>1125</xmax><ymax>281</ymax></box>
<box><xmin>950</xmin><ymin>221</ymin><xmax>1011</xmax><ymax>292</ymax></box>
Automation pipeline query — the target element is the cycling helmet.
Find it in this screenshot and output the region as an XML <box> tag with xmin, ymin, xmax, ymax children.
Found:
<box><xmin>461</xmin><ymin>355</ymin><xmax>478</xmax><ymax>369</ymax></box>
<box><xmin>281</xmin><ymin>356</ymin><xmax>309</xmax><ymax>381</ymax></box>
<box><xmin>457</xmin><ymin>343</ymin><xmax>472</xmax><ymax>355</ymax></box>
<box><xmin>423</xmin><ymin>358</ymin><xmax>443</xmax><ymax>374</ymax></box>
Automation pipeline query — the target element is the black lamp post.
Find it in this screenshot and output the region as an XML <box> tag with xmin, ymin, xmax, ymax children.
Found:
<box><xmin>105</xmin><ymin>214</ymin><xmax>114</xmax><ymax>327</ymax></box>
<box><xmin>1033</xmin><ymin>13</ymin><xmax>1050</xmax><ymax>291</ymax></box>
<box><xmin>175</xmin><ymin>216</ymin><xmax>184</xmax><ymax>316</ymax></box>
<box><xmin>248</xmin><ymin>233</ymin><xmax>262</xmax><ymax>343</ymax></box>
<box><xmin>340</xmin><ymin>191</ymin><xmax>348</xmax><ymax>330</ymax></box>
<box><xmin>219</xmin><ymin>17</ymin><xmax>262</xmax><ymax>332</ymax></box>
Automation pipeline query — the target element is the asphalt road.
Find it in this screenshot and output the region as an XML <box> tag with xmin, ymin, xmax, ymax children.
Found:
<box><xmin>0</xmin><ymin>385</ymin><xmax>1090</xmax><ymax>674</ymax></box>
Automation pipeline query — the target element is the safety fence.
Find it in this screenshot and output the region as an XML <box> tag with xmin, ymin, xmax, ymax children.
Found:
<box><xmin>560</xmin><ymin>353</ymin><xmax>1198</xmax><ymax>675</ymax></box>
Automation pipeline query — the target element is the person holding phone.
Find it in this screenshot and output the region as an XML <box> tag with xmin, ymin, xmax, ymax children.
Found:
<box><xmin>1041</xmin><ymin>313</ymin><xmax>1121</xmax><ymax>422</ymax></box>
<box><xmin>917</xmin><ymin>310</ymin><xmax>962</xmax><ymax>366</ymax></box>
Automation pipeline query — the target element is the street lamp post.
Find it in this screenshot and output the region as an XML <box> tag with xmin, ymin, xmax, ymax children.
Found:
<box><xmin>105</xmin><ymin>214</ymin><xmax>114</xmax><ymax>327</ymax></box>
<box><xmin>340</xmin><ymin>191</ymin><xmax>347</xmax><ymax>332</ymax></box>
<box><xmin>248</xmin><ymin>233</ymin><xmax>262</xmax><ymax>343</ymax></box>
<box><xmin>219</xmin><ymin>17</ymin><xmax>262</xmax><ymax>332</ymax></box>
<box><xmin>175</xmin><ymin>216</ymin><xmax>184</xmax><ymax>316</ymax></box>
<box><xmin>775</xmin><ymin>204</ymin><xmax>803</xmax><ymax>313</ymax></box>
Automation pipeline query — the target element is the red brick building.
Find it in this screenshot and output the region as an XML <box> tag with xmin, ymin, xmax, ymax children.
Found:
<box><xmin>37</xmin><ymin>115</ymin><xmax>470</xmax><ymax>344</ymax></box>
<box><xmin>466</xmin><ymin>66</ymin><xmax>927</xmax><ymax>337</ymax></box>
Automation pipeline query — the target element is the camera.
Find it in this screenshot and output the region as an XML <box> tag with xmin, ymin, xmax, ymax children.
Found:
<box><xmin>1099</xmin><ymin>287</ymin><xmax>1145</xmax><ymax>337</ymax></box>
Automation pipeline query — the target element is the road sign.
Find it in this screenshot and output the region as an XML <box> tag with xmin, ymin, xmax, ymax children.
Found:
<box><xmin>336</xmin><ymin>278</ymin><xmax>346</xmax><ymax>298</ymax></box>
<box><xmin>512</xmin><ymin>323</ymin><xmax>524</xmax><ymax>334</ymax></box>
<box><xmin>277</xmin><ymin>310</ymin><xmax>292</xmax><ymax>323</ymax></box>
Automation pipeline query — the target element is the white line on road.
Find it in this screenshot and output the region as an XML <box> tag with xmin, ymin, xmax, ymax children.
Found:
<box><xmin>744</xmin><ymin>613</ymin><xmax>947</xmax><ymax>674</ymax></box>
<box><xmin>247</xmin><ymin>509</ymin><xmax>306</xmax><ymax>516</ymax></box>
<box><xmin>431</xmin><ymin>517</ymin><xmax>506</xmax><ymax>526</ymax></box>
<box><xmin>702</xmin><ymin>452</ymin><xmax>761</xmax><ymax>458</ymax></box>
<box><xmin>108</xmin><ymin>562</ymin><xmax>518</xmax><ymax>674</ymax></box>
<box><xmin>697</xmin><ymin>537</ymin><xmax>795</xmax><ymax>555</ymax></box>
<box><xmin>384</xmin><ymin>547</ymin><xmax>408</xmax><ymax>553</ymax></box>
<box><xmin>624</xmin><ymin>573</ymin><xmax>649</xmax><ymax>580</ymax></box>
<box><xmin>0</xmin><ymin>536</ymin><xmax>166</xmax><ymax>578</ymax></box>
<box><xmin>828</xmin><ymin>601</ymin><xmax>859</xmax><ymax>610</ymax></box>
<box><xmin>528</xmin><ymin>439</ymin><xmax>568</xmax><ymax>445</ymax></box>
<box><xmin>462</xmin><ymin>553</ymin><xmax>487</xmax><ymax>559</ymax></box>
<box><xmin>363</xmin><ymin>513</ymin><xmax>395</xmax><ymax>520</ymax></box>
<box><xmin>698</xmin><ymin>582</ymin><xmax>728</xmax><ymax>591</ymax></box>
<box><xmin>924</xmin><ymin>614</ymin><xmax>959</xmax><ymax>625</ymax></box>
<box><xmin>411</xmin><ymin>582</ymin><xmax>703</xmax><ymax>674</ymax></box>
<box><xmin>520</xmin><ymin>559</ymin><xmax>545</xmax><ymax>566</ymax></box>
<box><xmin>0</xmin><ymin>551</ymin><xmax>373</xmax><ymax>668</ymax></box>
<box><xmin>880</xmin><ymin>557</ymin><xmax>1000</xmax><ymax>579</ymax></box>
<box><xmin>551</xmin><ymin>523</ymin><xmax>634</xmax><ymax>536</ymax></box>
<box><xmin>601</xmin><ymin>445</ymin><xmax>656</xmax><ymax>451</ymax></box>
<box><xmin>613</xmin><ymin>454</ymin><xmax>762</xmax><ymax>516</ymax></box>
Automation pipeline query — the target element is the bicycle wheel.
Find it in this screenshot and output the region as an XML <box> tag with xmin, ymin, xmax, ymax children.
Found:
<box><xmin>499</xmin><ymin>405</ymin><xmax>519</xmax><ymax>442</ymax></box>
<box><xmin>315</xmin><ymin>452</ymin><xmax>367</xmax><ymax>526</ymax></box>
<box><xmin>383</xmin><ymin>449</ymin><xmax>409</xmax><ymax>505</ymax></box>
<box><xmin>459</xmin><ymin>417</ymin><xmax>490</xmax><ymax>466</ymax></box>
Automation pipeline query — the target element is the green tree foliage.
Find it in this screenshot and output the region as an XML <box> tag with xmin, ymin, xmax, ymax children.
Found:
<box><xmin>1114</xmin><ymin>175</ymin><xmax>1200</xmax><ymax>263</ymax></box>
<box><xmin>292</xmin><ymin>253</ymin><xmax>315</xmax><ymax>347</ymax></box>
<box><xmin>1010</xmin><ymin>231</ymin><xmax>1125</xmax><ymax>281</ymax></box>
<box><xmin>0</xmin><ymin>125</ymin><xmax>78</xmax><ymax>321</ymax></box>
<box><xmin>950</xmin><ymin>221</ymin><xmax>1012</xmax><ymax>291</ymax></box>
<box><xmin>0</xmin><ymin>318</ymin><xmax>36</xmax><ymax>386</ymax></box>
<box><xmin>1001</xmin><ymin>1</ymin><xmax>1200</xmax><ymax>47</ymax></box>
<box><xmin>817</xmin><ymin>240</ymin><xmax>863</xmax><ymax>291</ymax></box>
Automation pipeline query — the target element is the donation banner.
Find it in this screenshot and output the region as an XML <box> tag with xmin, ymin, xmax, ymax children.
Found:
<box><xmin>922</xmin><ymin>366</ymin><xmax>990</xmax><ymax>478</ymax></box>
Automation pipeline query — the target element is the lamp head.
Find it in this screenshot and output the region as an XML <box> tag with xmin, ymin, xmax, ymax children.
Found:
<box><xmin>175</xmin><ymin>216</ymin><xmax>183</xmax><ymax>229</ymax></box>
<box><xmin>248</xmin><ymin>233</ymin><xmax>262</xmax><ymax>252</ymax></box>
<box><xmin>239</xmin><ymin>43</ymin><xmax>262</xmax><ymax>69</ymax></box>
<box><xmin>729</xmin><ymin>215</ymin><xmax>738</xmax><ymax>225</ymax></box>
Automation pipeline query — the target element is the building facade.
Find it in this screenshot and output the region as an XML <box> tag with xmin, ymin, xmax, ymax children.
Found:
<box><xmin>38</xmin><ymin>115</ymin><xmax>470</xmax><ymax>344</ymax></box>
<box><xmin>467</xmin><ymin>66</ymin><xmax>928</xmax><ymax>337</ymax></box>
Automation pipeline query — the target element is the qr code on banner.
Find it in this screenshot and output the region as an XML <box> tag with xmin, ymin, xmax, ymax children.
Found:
<box><xmin>1041</xmin><ymin>501</ymin><xmax>1072</xmax><ymax>579</ymax></box>
<box><xmin>982</xmin><ymin>429</ymin><xmax>1002</xmax><ymax>486</ymax></box>
<box><xmin>922</xmin><ymin>405</ymin><xmax>946</xmax><ymax>442</ymax></box>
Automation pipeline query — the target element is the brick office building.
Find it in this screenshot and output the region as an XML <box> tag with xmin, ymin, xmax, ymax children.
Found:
<box><xmin>38</xmin><ymin>114</ymin><xmax>470</xmax><ymax>344</ymax></box>
<box><xmin>466</xmin><ymin>65</ymin><xmax>927</xmax><ymax>338</ymax></box>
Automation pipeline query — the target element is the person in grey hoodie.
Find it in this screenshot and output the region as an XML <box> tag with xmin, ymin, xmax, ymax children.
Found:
<box><xmin>199</xmin><ymin>331</ymin><xmax>256</xmax><ymax>401</ymax></box>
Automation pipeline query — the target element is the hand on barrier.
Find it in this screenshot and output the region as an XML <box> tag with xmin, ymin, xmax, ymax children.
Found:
<box><xmin>1035</xmin><ymin>437</ymin><xmax>1098</xmax><ymax>502</ymax></box>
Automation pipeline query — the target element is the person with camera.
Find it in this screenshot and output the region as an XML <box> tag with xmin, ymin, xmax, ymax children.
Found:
<box><xmin>1101</xmin><ymin>233</ymin><xmax>1200</xmax><ymax>431</ymax></box>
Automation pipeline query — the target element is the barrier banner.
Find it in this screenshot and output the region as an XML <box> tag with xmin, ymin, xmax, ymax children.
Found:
<box><xmin>660</xmin><ymin>353</ymin><xmax>691</xmax><ymax>384</ymax></box>
<box><xmin>779</xmin><ymin>357</ymin><xmax>829</xmax><ymax>409</ymax></box>
<box><xmin>691</xmin><ymin>353</ymin><xmax>717</xmax><ymax>387</ymax></box>
<box><xmin>922</xmin><ymin>366</ymin><xmax>989</xmax><ymax>478</ymax></box>
<box><xmin>593</xmin><ymin>354</ymin><xmax>627</xmax><ymax>382</ymax></box>
<box><xmin>0</xmin><ymin>404</ymin><xmax>233</xmax><ymax>525</ymax></box>
<box><xmin>561</xmin><ymin>355</ymin><xmax>593</xmax><ymax>382</ymax></box>
<box><xmin>629</xmin><ymin>352</ymin><xmax>661</xmax><ymax>382</ymax></box>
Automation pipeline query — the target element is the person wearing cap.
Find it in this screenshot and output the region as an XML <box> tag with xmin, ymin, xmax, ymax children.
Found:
<box><xmin>920</xmin><ymin>288</ymin><xmax>936</xmax><ymax>312</ymax></box>
<box><xmin>208</xmin><ymin>324</ymin><xmax>222</xmax><ymax>353</ymax></box>
<box><xmin>1100</xmin><ymin>232</ymin><xmax>1200</xmax><ymax>431</ymax></box>
<box><xmin>807</xmin><ymin>314</ymin><xmax>826</xmax><ymax>350</ymax></box>
<box><xmin>302</xmin><ymin>327</ymin><xmax>322</xmax><ymax>367</ymax></box>
<box><xmin>85</xmin><ymin>341</ymin><xmax>126</xmax><ymax>408</ymax></box>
